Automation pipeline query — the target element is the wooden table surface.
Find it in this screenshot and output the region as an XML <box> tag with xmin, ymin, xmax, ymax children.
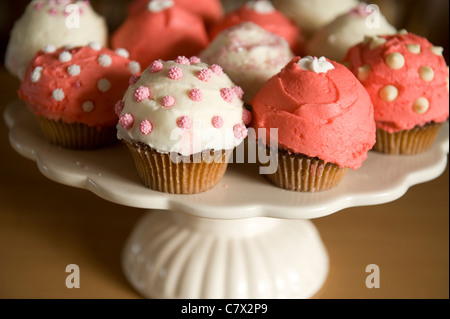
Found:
<box><xmin>0</xmin><ymin>68</ymin><xmax>448</xmax><ymax>299</ymax></box>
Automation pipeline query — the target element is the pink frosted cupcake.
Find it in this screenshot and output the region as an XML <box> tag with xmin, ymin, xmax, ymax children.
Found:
<box><xmin>18</xmin><ymin>44</ymin><xmax>141</xmax><ymax>149</ymax></box>
<box><xmin>345</xmin><ymin>31</ymin><xmax>449</xmax><ymax>154</ymax></box>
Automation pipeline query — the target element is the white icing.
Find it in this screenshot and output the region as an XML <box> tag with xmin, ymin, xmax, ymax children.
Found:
<box><xmin>147</xmin><ymin>0</ymin><xmax>174</xmax><ymax>12</ymax></box>
<box><xmin>128</xmin><ymin>61</ymin><xmax>141</xmax><ymax>75</ymax></box>
<box><xmin>89</xmin><ymin>41</ymin><xmax>102</xmax><ymax>51</ymax></box>
<box><xmin>82</xmin><ymin>101</ymin><xmax>95</xmax><ymax>113</ymax></box>
<box><xmin>98</xmin><ymin>54</ymin><xmax>112</xmax><ymax>67</ymax></box>
<box><xmin>59</xmin><ymin>51</ymin><xmax>72</xmax><ymax>62</ymax></box>
<box><xmin>298</xmin><ymin>56</ymin><xmax>335</xmax><ymax>74</ymax></box>
<box><xmin>67</xmin><ymin>64</ymin><xmax>81</xmax><ymax>76</ymax></box>
<box><xmin>245</xmin><ymin>0</ymin><xmax>275</xmax><ymax>14</ymax></box>
<box><xmin>42</xmin><ymin>44</ymin><xmax>56</xmax><ymax>53</ymax></box>
<box><xmin>117</xmin><ymin>60</ymin><xmax>246</xmax><ymax>156</ymax></box>
<box><xmin>97</xmin><ymin>78</ymin><xmax>111</xmax><ymax>92</ymax></box>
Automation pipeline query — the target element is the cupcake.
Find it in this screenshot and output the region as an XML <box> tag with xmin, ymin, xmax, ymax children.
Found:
<box><xmin>18</xmin><ymin>44</ymin><xmax>141</xmax><ymax>149</ymax></box>
<box><xmin>209</xmin><ymin>0</ymin><xmax>304</xmax><ymax>55</ymax></box>
<box><xmin>251</xmin><ymin>56</ymin><xmax>376</xmax><ymax>192</ymax></box>
<box><xmin>272</xmin><ymin>0</ymin><xmax>359</xmax><ymax>37</ymax></box>
<box><xmin>200</xmin><ymin>22</ymin><xmax>294</xmax><ymax>105</ymax></box>
<box><xmin>5</xmin><ymin>0</ymin><xmax>108</xmax><ymax>80</ymax></box>
<box><xmin>127</xmin><ymin>0</ymin><xmax>224</xmax><ymax>30</ymax></box>
<box><xmin>306</xmin><ymin>4</ymin><xmax>397</xmax><ymax>62</ymax></box>
<box><xmin>116</xmin><ymin>57</ymin><xmax>248</xmax><ymax>194</ymax></box>
<box><xmin>111</xmin><ymin>0</ymin><xmax>209</xmax><ymax>69</ymax></box>
<box><xmin>344</xmin><ymin>31</ymin><xmax>449</xmax><ymax>155</ymax></box>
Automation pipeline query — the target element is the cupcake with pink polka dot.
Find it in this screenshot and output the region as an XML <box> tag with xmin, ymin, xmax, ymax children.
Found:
<box><xmin>18</xmin><ymin>44</ymin><xmax>141</xmax><ymax>149</ymax></box>
<box><xmin>344</xmin><ymin>30</ymin><xmax>449</xmax><ymax>155</ymax></box>
<box><xmin>117</xmin><ymin>57</ymin><xmax>248</xmax><ymax>194</ymax></box>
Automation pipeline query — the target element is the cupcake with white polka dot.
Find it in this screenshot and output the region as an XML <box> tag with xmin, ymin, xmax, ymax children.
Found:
<box><xmin>344</xmin><ymin>30</ymin><xmax>449</xmax><ymax>155</ymax></box>
<box><xmin>18</xmin><ymin>43</ymin><xmax>141</xmax><ymax>149</ymax></box>
<box><xmin>117</xmin><ymin>57</ymin><xmax>248</xmax><ymax>194</ymax></box>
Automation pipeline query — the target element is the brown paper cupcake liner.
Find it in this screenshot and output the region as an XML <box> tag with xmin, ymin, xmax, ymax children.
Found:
<box><xmin>261</xmin><ymin>148</ymin><xmax>348</xmax><ymax>192</ymax></box>
<box><xmin>124</xmin><ymin>141</ymin><xmax>232</xmax><ymax>194</ymax></box>
<box><xmin>373</xmin><ymin>122</ymin><xmax>442</xmax><ymax>155</ymax></box>
<box><xmin>36</xmin><ymin>116</ymin><xmax>118</xmax><ymax>150</ymax></box>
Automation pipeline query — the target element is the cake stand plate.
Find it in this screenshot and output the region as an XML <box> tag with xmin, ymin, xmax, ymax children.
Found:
<box><xmin>4</xmin><ymin>100</ymin><xmax>449</xmax><ymax>299</ymax></box>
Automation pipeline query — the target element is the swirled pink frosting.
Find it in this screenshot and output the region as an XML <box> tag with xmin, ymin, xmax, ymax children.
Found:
<box><xmin>251</xmin><ymin>57</ymin><xmax>376</xmax><ymax>170</ymax></box>
<box><xmin>344</xmin><ymin>32</ymin><xmax>449</xmax><ymax>133</ymax></box>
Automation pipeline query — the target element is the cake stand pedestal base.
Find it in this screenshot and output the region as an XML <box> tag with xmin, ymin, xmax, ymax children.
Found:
<box><xmin>121</xmin><ymin>210</ymin><xmax>329</xmax><ymax>299</ymax></box>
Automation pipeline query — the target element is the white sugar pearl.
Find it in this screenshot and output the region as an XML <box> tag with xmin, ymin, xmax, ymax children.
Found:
<box><xmin>98</xmin><ymin>54</ymin><xmax>112</xmax><ymax>67</ymax></box>
<box><xmin>406</xmin><ymin>44</ymin><xmax>421</xmax><ymax>54</ymax></box>
<box><xmin>97</xmin><ymin>78</ymin><xmax>111</xmax><ymax>92</ymax></box>
<box><xmin>128</xmin><ymin>61</ymin><xmax>141</xmax><ymax>75</ymax></box>
<box><xmin>59</xmin><ymin>51</ymin><xmax>72</xmax><ymax>62</ymax></box>
<box><xmin>413</xmin><ymin>97</ymin><xmax>429</xmax><ymax>114</ymax></box>
<box><xmin>42</xmin><ymin>44</ymin><xmax>56</xmax><ymax>53</ymax></box>
<box><xmin>115</xmin><ymin>48</ymin><xmax>130</xmax><ymax>59</ymax></box>
<box><xmin>385</xmin><ymin>53</ymin><xmax>405</xmax><ymax>70</ymax></box>
<box><xmin>379</xmin><ymin>85</ymin><xmax>399</xmax><ymax>102</ymax></box>
<box><xmin>89</xmin><ymin>42</ymin><xmax>102</xmax><ymax>51</ymax></box>
<box><xmin>52</xmin><ymin>88</ymin><xmax>65</xmax><ymax>101</ymax></box>
<box><xmin>67</xmin><ymin>64</ymin><xmax>81</xmax><ymax>76</ymax></box>
<box><xmin>419</xmin><ymin>66</ymin><xmax>434</xmax><ymax>82</ymax></box>
<box><xmin>369</xmin><ymin>36</ymin><xmax>387</xmax><ymax>50</ymax></box>
<box><xmin>358</xmin><ymin>65</ymin><xmax>371</xmax><ymax>81</ymax></box>
<box><xmin>431</xmin><ymin>46</ymin><xmax>444</xmax><ymax>56</ymax></box>
<box><xmin>82</xmin><ymin>101</ymin><xmax>95</xmax><ymax>113</ymax></box>
<box><xmin>31</xmin><ymin>66</ymin><xmax>43</xmax><ymax>83</ymax></box>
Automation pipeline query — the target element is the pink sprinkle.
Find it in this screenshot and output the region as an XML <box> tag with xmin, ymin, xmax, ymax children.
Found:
<box><xmin>73</xmin><ymin>81</ymin><xmax>82</xmax><ymax>88</ymax></box>
<box><xmin>211</xmin><ymin>116</ymin><xmax>224</xmax><ymax>129</ymax></box>
<box><xmin>176</xmin><ymin>116</ymin><xmax>192</xmax><ymax>130</ymax></box>
<box><xmin>34</xmin><ymin>3</ymin><xmax>43</xmax><ymax>10</ymax></box>
<box><xmin>175</xmin><ymin>56</ymin><xmax>190</xmax><ymax>65</ymax></box>
<box><xmin>189</xmin><ymin>89</ymin><xmax>203</xmax><ymax>102</ymax></box>
<box><xmin>210</xmin><ymin>64</ymin><xmax>223</xmax><ymax>76</ymax></box>
<box><xmin>220</xmin><ymin>88</ymin><xmax>235</xmax><ymax>103</ymax></box>
<box><xmin>197</xmin><ymin>69</ymin><xmax>212</xmax><ymax>82</ymax></box>
<box><xmin>350</xmin><ymin>4</ymin><xmax>369</xmax><ymax>16</ymax></box>
<box><xmin>120</xmin><ymin>113</ymin><xmax>134</xmax><ymax>130</ymax></box>
<box><xmin>233</xmin><ymin>86</ymin><xmax>244</xmax><ymax>99</ymax></box>
<box><xmin>49</xmin><ymin>8</ymin><xmax>58</xmax><ymax>16</ymax></box>
<box><xmin>189</xmin><ymin>56</ymin><xmax>201</xmax><ymax>64</ymax></box>
<box><xmin>115</xmin><ymin>100</ymin><xmax>125</xmax><ymax>116</ymax></box>
<box><xmin>168</xmin><ymin>66</ymin><xmax>183</xmax><ymax>80</ymax></box>
<box><xmin>242</xmin><ymin>109</ymin><xmax>252</xmax><ymax>125</ymax></box>
<box><xmin>139</xmin><ymin>120</ymin><xmax>153</xmax><ymax>135</ymax></box>
<box><xmin>134</xmin><ymin>86</ymin><xmax>151</xmax><ymax>102</ymax></box>
<box><xmin>149</xmin><ymin>60</ymin><xmax>164</xmax><ymax>73</ymax></box>
<box><xmin>129</xmin><ymin>75</ymin><xmax>140</xmax><ymax>85</ymax></box>
<box><xmin>233</xmin><ymin>124</ymin><xmax>248</xmax><ymax>139</ymax></box>
<box><xmin>162</xmin><ymin>96</ymin><xmax>175</xmax><ymax>108</ymax></box>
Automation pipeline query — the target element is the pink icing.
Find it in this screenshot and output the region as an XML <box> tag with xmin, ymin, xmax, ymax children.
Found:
<box><xmin>344</xmin><ymin>33</ymin><xmax>449</xmax><ymax>133</ymax></box>
<box><xmin>175</xmin><ymin>56</ymin><xmax>190</xmax><ymax>65</ymax></box>
<box><xmin>210</xmin><ymin>64</ymin><xmax>223</xmax><ymax>76</ymax></box>
<box><xmin>211</xmin><ymin>116</ymin><xmax>224</xmax><ymax>129</ymax></box>
<box><xmin>120</xmin><ymin>113</ymin><xmax>134</xmax><ymax>130</ymax></box>
<box><xmin>251</xmin><ymin>57</ymin><xmax>376</xmax><ymax>170</ymax></box>
<box><xmin>189</xmin><ymin>89</ymin><xmax>203</xmax><ymax>102</ymax></box>
<box><xmin>140</xmin><ymin>120</ymin><xmax>153</xmax><ymax>135</ymax></box>
<box><xmin>168</xmin><ymin>66</ymin><xmax>183</xmax><ymax>80</ymax></box>
<box><xmin>134</xmin><ymin>86</ymin><xmax>151</xmax><ymax>102</ymax></box>
<box><xmin>18</xmin><ymin>46</ymin><xmax>140</xmax><ymax>129</ymax></box>
<box><xmin>233</xmin><ymin>124</ymin><xmax>248</xmax><ymax>139</ymax></box>
<box><xmin>162</xmin><ymin>95</ymin><xmax>176</xmax><ymax>108</ymax></box>
<box><xmin>177</xmin><ymin>116</ymin><xmax>192</xmax><ymax>130</ymax></box>
<box><xmin>150</xmin><ymin>60</ymin><xmax>164</xmax><ymax>73</ymax></box>
<box><xmin>197</xmin><ymin>68</ymin><xmax>212</xmax><ymax>82</ymax></box>
<box><xmin>242</xmin><ymin>109</ymin><xmax>252</xmax><ymax>126</ymax></box>
<box><xmin>220</xmin><ymin>88</ymin><xmax>235</xmax><ymax>102</ymax></box>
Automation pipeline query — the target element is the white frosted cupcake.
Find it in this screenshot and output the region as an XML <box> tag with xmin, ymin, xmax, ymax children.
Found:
<box><xmin>117</xmin><ymin>57</ymin><xmax>248</xmax><ymax>194</ymax></box>
<box><xmin>5</xmin><ymin>0</ymin><xmax>108</xmax><ymax>80</ymax></box>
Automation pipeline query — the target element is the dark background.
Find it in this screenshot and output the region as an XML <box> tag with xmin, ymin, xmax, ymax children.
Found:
<box><xmin>0</xmin><ymin>0</ymin><xmax>448</xmax><ymax>65</ymax></box>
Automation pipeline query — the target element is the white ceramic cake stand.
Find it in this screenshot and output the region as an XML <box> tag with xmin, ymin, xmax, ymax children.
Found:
<box><xmin>4</xmin><ymin>100</ymin><xmax>449</xmax><ymax>299</ymax></box>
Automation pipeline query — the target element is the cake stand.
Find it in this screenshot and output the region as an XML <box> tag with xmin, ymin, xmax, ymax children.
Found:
<box><xmin>4</xmin><ymin>100</ymin><xmax>449</xmax><ymax>299</ymax></box>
